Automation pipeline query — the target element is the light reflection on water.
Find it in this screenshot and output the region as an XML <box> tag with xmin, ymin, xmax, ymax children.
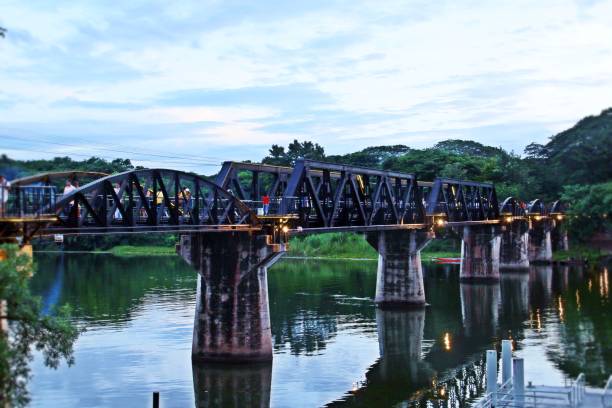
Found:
<box><xmin>27</xmin><ymin>254</ymin><xmax>611</xmax><ymax>407</ymax></box>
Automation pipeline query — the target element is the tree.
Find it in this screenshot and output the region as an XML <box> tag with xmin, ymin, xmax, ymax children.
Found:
<box><xmin>561</xmin><ymin>182</ymin><xmax>612</xmax><ymax>242</ymax></box>
<box><xmin>0</xmin><ymin>27</ymin><xmax>6</xmax><ymax>38</ymax></box>
<box><xmin>0</xmin><ymin>245</ymin><xmax>79</xmax><ymax>407</ymax></box>
<box><xmin>434</xmin><ymin>139</ymin><xmax>505</xmax><ymax>158</ymax></box>
<box><xmin>262</xmin><ymin>140</ymin><xmax>325</xmax><ymax>166</ymax></box>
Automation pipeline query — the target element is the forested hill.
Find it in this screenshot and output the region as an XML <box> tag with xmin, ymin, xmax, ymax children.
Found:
<box><xmin>263</xmin><ymin>108</ymin><xmax>611</xmax><ymax>199</ymax></box>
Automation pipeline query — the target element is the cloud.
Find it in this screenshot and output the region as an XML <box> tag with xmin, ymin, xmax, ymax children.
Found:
<box><xmin>0</xmin><ymin>0</ymin><xmax>611</xmax><ymax>170</ymax></box>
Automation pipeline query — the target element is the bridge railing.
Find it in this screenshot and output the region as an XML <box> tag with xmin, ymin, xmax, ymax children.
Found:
<box><xmin>46</xmin><ymin>169</ymin><xmax>258</xmax><ymax>232</ymax></box>
<box><xmin>1</xmin><ymin>185</ymin><xmax>58</xmax><ymax>218</ymax></box>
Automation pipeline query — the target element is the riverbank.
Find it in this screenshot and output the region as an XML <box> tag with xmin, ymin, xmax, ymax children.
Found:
<box><xmin>49</xmin><ymin>234</ymin><xmax>608</xmax><ymax>265</ymax></box>
<box><xmin>552</xmin><ymin>245</ymin><xmax>607</xmax><ymax>264</ymax></box>
<box><xmin>109</xmin><ymin>233</ymin><xmax>461</xmax><ymax>262</ymax></box>
<box><xmin>110</xmin><ymin>245</ymin><xmax>177</xmax><ymax>256</ymax></box>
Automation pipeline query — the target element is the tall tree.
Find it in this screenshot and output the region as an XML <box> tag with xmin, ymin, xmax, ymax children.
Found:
<box><xmin>0</xmin><ymin>246</ymin><xmax>79</xmax><ymax>407</ymax></box>
<box><xmin>262</xmin><ymin>140</ymin><xmax>325</xmax><ymax>166</ymax></box>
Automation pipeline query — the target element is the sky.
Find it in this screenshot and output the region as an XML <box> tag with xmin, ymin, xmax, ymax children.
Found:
<box><xmin>1</xmin><ymin>0</ymin><xmax>611</xmax><ymax>173</ymax></box>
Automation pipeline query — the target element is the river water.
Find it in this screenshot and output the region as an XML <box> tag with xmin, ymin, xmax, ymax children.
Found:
<box><xmin>27</xmin><ymin>253</ymin><xmax>611</xmax><ymax>407</ymax></box>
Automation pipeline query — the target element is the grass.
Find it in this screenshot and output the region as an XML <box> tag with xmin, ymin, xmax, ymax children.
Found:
<box><xmin>109</xmin><ymin>233</ymin><xmax>461</xmax><ymax>261</ymax></box>
<box><xmin>287</xmin><ymin>233</ymin><xmax>460</xmax><ymax>261</ymax></box>
<box><xmin>110</xmin><ymin>245</ymin><xmax>176</xmax><ymax>256</ymax></box>
<box><xmin>552</xmin><ymin>245</ymin><xmax>605</xmax><ymax>264</ymax></box>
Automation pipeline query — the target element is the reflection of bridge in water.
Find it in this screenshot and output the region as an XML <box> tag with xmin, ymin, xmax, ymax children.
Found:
<box><xmin>191</xmin><ymin>263</ymin><xmax>590</xmax><ymax>407</ymax></box>
<box><xmin>32</xmin><ymin>248</ymin><xmax>604</xmax><ymax>406</ymax></box>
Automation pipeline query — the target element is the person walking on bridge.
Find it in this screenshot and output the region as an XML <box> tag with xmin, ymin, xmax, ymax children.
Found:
<box><xmin>0</xmin><ymin>174</ymin><xmax>10</xmax><ymax>217</ymax></box>
<box><xmin>62</xmin><ymin>179</ymin><xmax>76</xmax><ymax>216</ymax></box>
<box><xmin>262</xmin><ymin>194</ymin><xmax>270</xmax><ymax>215</ymax></box>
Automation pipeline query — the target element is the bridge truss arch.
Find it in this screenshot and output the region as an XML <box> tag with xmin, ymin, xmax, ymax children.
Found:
<box><xmin>10</xmin><ymin>171</ymin><xmax>109</xmax><ymax>187</ymax></box>
<box><xmin>499</xmin><ymin>197</ymin><xmax>527</xmax><ymax>217</ymax></box>
<box><xmin>49</xmin><ymin>169</ymin><xmax>259</xmax><ymax>234</ymax></box>
<box><xmin>527</xmin><ymin>199</ymin><xmax>546</xmax><ymax>216</ymax></box>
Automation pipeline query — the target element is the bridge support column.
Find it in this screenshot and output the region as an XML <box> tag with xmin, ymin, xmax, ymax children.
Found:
<box><xmin>179</xmin><ymin>232</ymin><xmax>285</xmax><ymax>363</ymax></box>
<box><xmin>460</xmin><ymin>226</ymin><xmax>501</xmax><ymax>282</ymax></box>
<box><xmin>500</xmin><ymin>224</ymin><xmax>529</xmax><ymax>270</ymax></box>
<box><xmin>366</xmin><ymin>230</ymin><xmax>432</xmax><ymax>308</ymax></box>
<box><xmin>551</xmin><ymin>222</ymin><xmax>569</xmax><ymax>252</ymax></box>
<box><xmin>528</xmin><ymin>221</ymin><xmax>552</xmax><ymax>263</ymax></box>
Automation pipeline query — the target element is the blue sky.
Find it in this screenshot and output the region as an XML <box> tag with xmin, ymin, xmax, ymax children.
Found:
<box><xmin>1</xmin><ymin>0</ymin><xmax>611</xmax><ymax>172</ymax></box>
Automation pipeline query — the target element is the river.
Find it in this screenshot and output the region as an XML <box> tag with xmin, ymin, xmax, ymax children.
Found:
<box><xmin>27</xmin><ymin>253</ymin><xmax>611</xmax><ymax>407</ymax></box>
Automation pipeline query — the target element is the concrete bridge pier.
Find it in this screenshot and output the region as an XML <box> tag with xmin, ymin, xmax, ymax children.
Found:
<box><xmin>551</xmin><ymin>220</ymin><xmax>569</xmax><ymax>252</ymax></box>
<box><xmin>366</xmin><ymin>230</ymin><xmax>433</xmax><ymax>308</ymax></box>
<box><xmin>460</xmin><ymin>226</ymin><xmax>501</xmax><ymax>282</ymax></box>
<box><xmin>500</xmin><ymin>223</ymin><xmax>530</xmax><ymax>270</ymax></box>
<box><xmin>179</xmin><ymin>232</ymin><xmax>285</xmax><ymax>363</ymax></box>
<box><xmin>528</xmin><ymin>220</ymin><xmax>552</xmax><ymax>263</ymax></box>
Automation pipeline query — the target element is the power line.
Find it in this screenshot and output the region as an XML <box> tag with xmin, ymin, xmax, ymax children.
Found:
<box><xmin>2</xmin><ymin>134</ymin><xmax>221</xmax><ymax>165</ymax></box>
<box><xmin>2</xmin><ymin>125</ymin><xmax>221</xmax><ymax>161</ymax></box>
<box><xmin>0</xmin><ymin>144</ymin><xmax>221</xmax><ymax>168</ymax></box>
<box><xmin>0</xmin><ymin>124</ymin><xmax>223</xmax><ymax>161</ymax></box>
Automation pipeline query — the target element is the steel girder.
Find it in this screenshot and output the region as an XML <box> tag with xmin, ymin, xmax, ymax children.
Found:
<box><xmin>10</xmin><ymin>171</ymin><xmax>109</xmax><ymax>187</ymax></box>
<box><xmin>278</xmin><ymin>159</ymin><xmax>425</xmax><ymax>228</ymax></box>
<box><xmin>215</xmin><ymin>161</ymin><xmax>293</xmax><ymax>212</ymax></box>
<box><xmin>425</xmin><ymin>178</ymin><xmax>500</xmax><ymax>221</ymax></box>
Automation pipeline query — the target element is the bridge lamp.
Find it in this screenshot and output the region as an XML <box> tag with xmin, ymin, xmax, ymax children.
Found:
<box><xmin>435</xmin><ymin>218</ymin><xmax>446</xmax><ymax>227</ymax></box>
<box><xmin>556</xmin><ymin>214</ymin><xmax>563</xmax><ymax>221</ymax></box>
<box><xmin>534</xmin><ymin>215</ymin><xmax>542</xmax><ymax>221</ymax></box>
<box><xmin>504</xmin><ymin>216</ymin><xmax>513</xmax><ymax>223</ymax></box>
<box><xmin>281</xmin><ymin>225</ymin><xmax>289</xmax><ymax>234</ymax></box>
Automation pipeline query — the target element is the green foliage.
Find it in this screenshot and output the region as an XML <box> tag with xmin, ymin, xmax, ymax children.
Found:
<box><xmin>287</xmin><ymin>233</ymin><xmax>460</xmax><ymax>260</ymax></box>
<box><xmin>561</xmin><ymin>182</ymin><xmax>612</xmax><ymax>242</ymax></box>
<box><xmin>327</xmin><ymin>145</ymin><xmax>411</xmax><ymax>168</ymax></box>
<box><xmin>110</xmin><ymin>245</ymin><xmax>177</xmax><ymax>256</ymax></box>
<box><xmin>0</xmin><ymin>245</ymin><xmax>79</xmax><ymax>407</ymax></box>
<box><xmin>552</xmin><ymin>246</ymin><xmax>603</xmax><ymax>263</ymax></box>
<box><xmin>546</xmin><ymin>108</ymin><xmax>612</xmax><ymax>185</ymax></box>
<box><xmin>288</xmin><ymin>233</ymin><xmax>377</xmax><ymax>259</ymax></box>
<box><xmin>434</xmin><ymin>139</ymin><xmax>507</xmax><ymax>158</ymax></box>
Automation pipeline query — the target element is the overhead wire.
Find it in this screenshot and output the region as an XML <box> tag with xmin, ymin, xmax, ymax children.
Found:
<box><xmin>0</xmin><ymin>144</ymin><xmax>221</xmax><ymax>168</ymax></box>
<box><xmin>0</xmin><ymin>124</ymin><xmax>223</xmax><ymax>162</ymax></box>
<box><xmin>2</xmin><ymin>134</ymin><xmax>221</xmax><ymax>165</ymax></box>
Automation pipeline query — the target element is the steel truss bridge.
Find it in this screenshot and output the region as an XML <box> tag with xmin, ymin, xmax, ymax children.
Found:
<box><xmin>0</xmin><ymin>160</ymin><xmax>565</xmax><ymax>242</ymax></box>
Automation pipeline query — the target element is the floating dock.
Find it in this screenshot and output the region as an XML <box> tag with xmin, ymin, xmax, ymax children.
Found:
<box><xmin>473</xmin><ymin>340</ymin><xmax>612</xmax><ymax>407</ymax></box>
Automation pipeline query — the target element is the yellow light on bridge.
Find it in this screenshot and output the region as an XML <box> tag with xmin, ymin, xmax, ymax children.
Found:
<box><xmin>534</xmin><ymin>215</ymin><xmax>542</xmax><ymax>221</ymax></box>
<box><xmin>436</xmin><ymin>218</ymin><xmax>446</xmax><ymax>227</ymax></box>
<box><xmin>556</xmin><ymin>215</ymin><xmax>563</xmax><ymax>221</ymax></box>
<box><xmin>443</xmin><ymin>332</ymin><xmax>451</xmax><ymax>351</ymax></box>
<box><xmin>505</xmin><ymin>216</ymin><xmax>513</xmax><ymax>223</ymax></box>
<box><xmin>281</xmin><ymin>225</ymin><xmax>289</xmax><ymax>234</ymax></box>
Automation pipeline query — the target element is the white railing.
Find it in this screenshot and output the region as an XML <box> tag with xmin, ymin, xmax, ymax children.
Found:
<box><xmin>603</xmin><ymin>375</ymin><xmax>612</xmax><ymax>408</ymax></box>
<box><xmin>473</xmin><ymin>373</ymin><xmax>587</xmax><ymax>408</ymax></box>
<box><xmin>570</xmin><ymin>373</ymin><xmax>585</xmax><ymax>406</ymax></box>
